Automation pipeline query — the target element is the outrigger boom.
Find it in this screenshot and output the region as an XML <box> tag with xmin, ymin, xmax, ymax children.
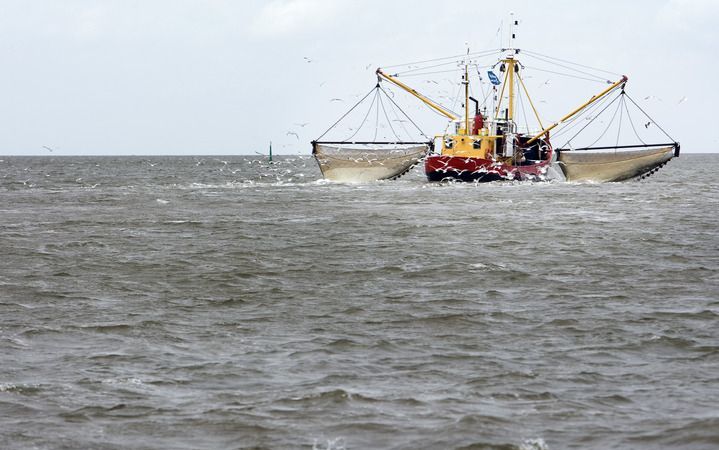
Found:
<box><xmin>376</xmin><ymin>69</ymin><xmax>459</xmax><ymax>121</ymax></box>
<box><xmin>313</xmin><ymin>32</ymin><xmax>678</xmax><ymax>183</ymax></box>
<box><xmin>527</xmin><ymin>75</ymin><xmax>628</xmax><ymax>144</ymax></box>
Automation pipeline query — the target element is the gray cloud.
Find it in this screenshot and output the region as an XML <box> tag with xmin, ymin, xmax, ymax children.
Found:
<box><xmin>0</xmin><ymin>0</ymin><xmax>714</xmax><ymax>154</ymax></box>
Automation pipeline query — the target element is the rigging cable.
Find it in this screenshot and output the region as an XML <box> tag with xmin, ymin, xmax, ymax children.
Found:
<box><xmin>522</xmin><ymin>49</ymin><xmax>622</xmax><ymax>77</ymax></box>
<box><xmin>450</xmin><ymin>75</ymin><xmax>464</xmax><ymax>115</ymax></box>
<box><xmin>381</xmin><ymin>49</ymin><xmax>500</xmax><ymax>70</ymax></box>
<box><xmin>616</xmin><ymin>94</ymin><xmax>624</xmax><ymax>148</ymax></box>
<box><xmin>585</xmin><ymin>93</ymin><xmax>624</xmax><ymax>148</ymax></box>
<box><xmin>393</xmin><ymin>63</ymin><xmax>494</xmax><ymax>78</ymax></box>
<box><xmin>556</xmin><ymin>91</ymin><xmax>623</xmax><ymax>149</ymax></box>
<box><xmin>622</xmin><ymin>95</ymin><xmax>647</xmax><ymax>145</ymax></box>
<box><xmin>376</xmin><ymin>92</ymin><xmax>401</xmax><ymax>141</ymax></box>
<box><xmin>393</xmin><ymin>60</ymin><xmax>462</xmax><ymax>76</ymax></box>
<box><xmin>315</xmin><ymin>85</ymin><xmax>379</xmax><ymax>142</ymax></box>
<box><xmin>564</xmin><ymin>90</ymin><xmax>614</xmax><ymax>129</ymax></box>
<box><xmin>521</xmin><ymin>65</ymin><xmax>609</xmax><ymax>84</ymax></box>
<box><xmin>551</xmin><ymin>90</ymin><xmax>615</xmax><ymax>140</ymax></box>
<box><xmin>521</xmin><ymin>52</ymin><xmax>610</xmax><ymax>83</ymax></box>
<box><xmin>341</xmin><ymin>88</ymin><xmax>379</xmax><ymax>142</ymax></box>
<box><xmin>377</xmin><ymin>76</ymin><xmax>459</xmax><ymax>120</ymax></box>
<box><xmin>476</xmin><ymin>65</ymin><xmax>493</xmax><ymax>108</ymax></box>
<box><xmin>391</xmin><ymin>68</ymin><xmax>464</xmax><ymax>78</ymax></box>
<box><xmin>373</xmin><ymin>87</ymin><xmax>381</xmax><ymax>141</ymax></box>
<box><xmin>378</xmin><ymin>85</ymin><xmax>431</xmax><ymax>140</ymax></box>
<box><xmin>382</xmin><ymin>86</ymin><xmax>414</xmax><ymax>140</ymax></box>
<box><xmin>623</xmin><ymin>92</ymin><xmax>677</xmax><ymax>142</ymax></box>
<box><xmin>516</xmin><ymin>71</ymin><xmax>545</xmax><ymax>130</ymax></box>
<box><xmin>493</xmin><ymin>68</ymin><xmax>511</xmax><ymax>119</ymax></box>
<box><xmin>517</xmin><ymin>75</ymin><xmax>530</xmax><ymax>134</ymax></box>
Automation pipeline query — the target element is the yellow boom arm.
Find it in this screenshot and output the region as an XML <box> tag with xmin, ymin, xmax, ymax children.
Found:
<box><xmin>527</xmin><ymin>75</ymin><xmax>628</xmax><ymax>145</ymax></box>
<box><xmin>376</xmin><ymin>69</ymin><xmax>459</xmax><ymax>121</ymax></box>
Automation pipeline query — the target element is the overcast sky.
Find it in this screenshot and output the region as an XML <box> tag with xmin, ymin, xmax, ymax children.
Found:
<box><xmin>0</xmin><ymin>0</ymin><xmax>716</xmax><ymax>155</ymax></box>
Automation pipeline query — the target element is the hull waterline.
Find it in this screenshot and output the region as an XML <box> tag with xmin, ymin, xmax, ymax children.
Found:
<box><xmin>424</xmin><ymin>155</ymin><xmax>552</xmax><ymax>182</ymax></box>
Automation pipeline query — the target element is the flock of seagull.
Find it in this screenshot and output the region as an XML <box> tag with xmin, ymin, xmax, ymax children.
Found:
<box><xmin>280</xmin><ymin>56</ymin><xmax>691</xmax><ymax>152</ymax></box>
<box><xmin>38</xmin><ymin>55</ymin><xmax>693</xmax><ymax>155</ymax></box>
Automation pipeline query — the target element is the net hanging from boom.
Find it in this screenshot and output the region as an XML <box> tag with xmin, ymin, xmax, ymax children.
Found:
<box><xmin>312</xmin><ymin>84</ymin><xmax>433</xmax><ymax>182</ymax></box>
<box><xmin>549</xmin><ymin>88</ymin><xmax>680</xmax><ymax>181</ymax></box>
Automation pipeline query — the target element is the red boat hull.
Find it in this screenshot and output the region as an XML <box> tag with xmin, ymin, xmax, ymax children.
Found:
<box><xmin>424</xmin><ymin>155</ymin><xmax>551</xmax><ymax>182</ymax></box>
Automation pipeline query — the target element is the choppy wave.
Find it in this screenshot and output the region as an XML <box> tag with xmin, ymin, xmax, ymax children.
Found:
<box><xmin>0</xmin><ymin>155</ymin><xmax>717</xmax><ymax>449</ymax></box>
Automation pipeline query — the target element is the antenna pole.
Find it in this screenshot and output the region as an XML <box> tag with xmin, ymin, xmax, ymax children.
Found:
<box><xmin>464</xmin><ymin>63</ymin><xmax>470</xmax><ymax>135</ymax></box>
<box><xmin>509</xmin><ymin>12</ymin><xmax>514</xmax><ymax>49</ymax></box>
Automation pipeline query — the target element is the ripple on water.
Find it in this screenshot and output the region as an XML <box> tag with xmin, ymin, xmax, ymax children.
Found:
<box><xmin>1</xmin><ymin>155</ymin><xmax>718</xmax><ymax>449</ymax></box>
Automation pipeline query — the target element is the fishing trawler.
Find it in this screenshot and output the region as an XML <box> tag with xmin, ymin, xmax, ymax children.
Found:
<box><xmin>312</xmin><ymin>21</ymin><xmax>679</xmax><ymax>183</ymax></box>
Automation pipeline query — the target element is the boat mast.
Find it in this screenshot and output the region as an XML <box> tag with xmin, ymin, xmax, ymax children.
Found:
<box><xmin>493</xmin><ymin>58</ymin><xmax>517</xmax><ymax>122</ymax></box>
<box><xmin>507</xmin><ymin>56</ymin><xmax>516</xmax><ymax>121</ymax></box>
<box><xmin>494</xmin><ymin>15</ymin><xmax>519</xmax><ymax>123</ymax></box>
<box><xmin>507</xmin><ymin>15</ymin><xmax>518</xmax><ymax>122</ymax></box>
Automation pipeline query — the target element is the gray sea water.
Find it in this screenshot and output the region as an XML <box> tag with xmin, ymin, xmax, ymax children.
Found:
<box><xmin>1</xmin><ymin>154</ymin><xmax>718</xmax><ymax>450</ymax></box>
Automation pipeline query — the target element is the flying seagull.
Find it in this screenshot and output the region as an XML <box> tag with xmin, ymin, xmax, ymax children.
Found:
<box><xmin>286</xmin><ymin>131</ymin><xmax>299</xmax><ymax>140</ymax></box>
<box><xmin>42</xmin><ymin>146</ymin><xmax>54</xmax><ymax>152</ymax></box>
